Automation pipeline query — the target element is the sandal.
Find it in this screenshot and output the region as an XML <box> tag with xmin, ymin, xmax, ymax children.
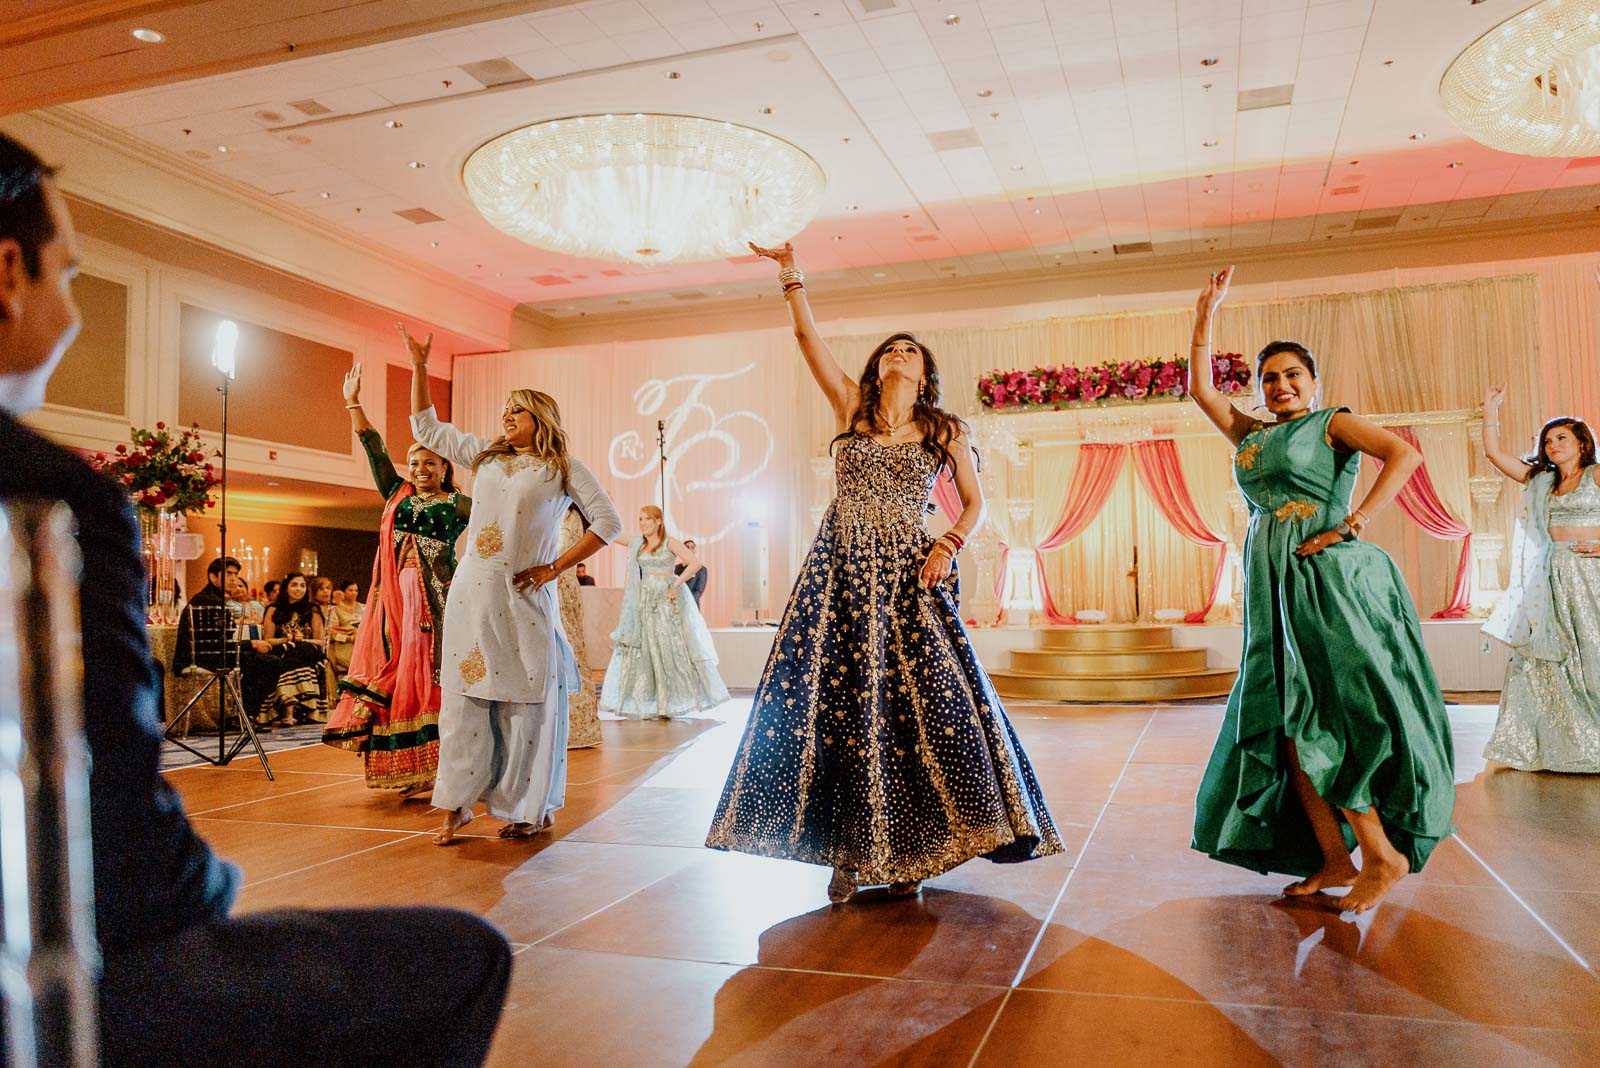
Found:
<box><xmin>888</xmin><ymin>881</ymin><xmax>922</xmax><ymax>897</ymax></box>
<box><xmin>397</xmin><ymin>781</ymin><xmax>433</xmax><ymax>801</ymax></box>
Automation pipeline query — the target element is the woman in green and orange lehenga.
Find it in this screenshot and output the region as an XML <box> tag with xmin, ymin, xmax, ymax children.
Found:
<box><xmin>323</xmin><ymin>359</ymin><xmax>471</xmax><ymax>797</ymax></box>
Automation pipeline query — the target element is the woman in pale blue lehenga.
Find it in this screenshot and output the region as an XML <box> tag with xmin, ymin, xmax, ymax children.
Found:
<box><xmin>1480</xmin><ymin>386</ymin><xmax>1600</xmax><ymax>773</ymax></box>
<box><xmin>600</xmin><ymin>505</ymin><xmax>730</xmax><ymax>719</ymax></box>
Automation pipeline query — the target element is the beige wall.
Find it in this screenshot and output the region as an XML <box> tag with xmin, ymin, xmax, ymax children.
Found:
<box><xmin>46</xmin><ymin>271</ymin><xmax>128</xmax><ymax>415</ymax></box>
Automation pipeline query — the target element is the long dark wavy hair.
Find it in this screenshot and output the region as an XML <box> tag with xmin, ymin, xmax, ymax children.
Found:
<box><xmin>1525</xmin><ymin>416</ymin><xmax>1597</xmax><ymax>478</ymax></box>
<box><xmin>831</xmin><ymin>332</ymin><xmax>967</xmax><ymax>474</ymax></box>
<box><xmin>268</xmin><ymin>571</ymin><xmax>319</xmax><ymax>630</ymax></box>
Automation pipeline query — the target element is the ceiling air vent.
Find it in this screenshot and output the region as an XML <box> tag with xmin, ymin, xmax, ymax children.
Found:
<box><xmin>394</xmin><ymin>208</ymin><xmax>444</xmax><ymax>224</ymax></box>
<box><xmin>671</xmin><ymin>290</ymin><xmax>710</xmax><ymax>301</ymax></box>
<box><xmin>529</xmin><ymin>275</ymin><xmax>572</xmax><ymax>286</ymax></box>
<box><xmin>1329</xmin><ymin>186</ymin><xmax>1361</xmax><ymax>196</ymax></box>
<box><xmin>1238</xmin><ymin>84</ymin><xmax>1294</xmax><ymax>111</ymax></box>
<box><xmin>460</xmin><ymin>58</ymin><xmax>532</xmax><ymax>88</ymax></box>
<box><xmin>857</xmin><ymin>0</ymin><xmax>900</xmax><ymax>11</ymax></box>
<box><xmin>911</xmin><ymin>234</ymin><xmax>940</xmax><ymax>242</ymax></box>
<box><xmin>1112</xmin><ymin>241</ymin><xmax>1153</xmax><ymax>255</ymax></box>
<box><xmin>928</xmin><ymin>128</ymin><xmax>982</xmax><ymax>151</ymax></box>
<box><xmin>1353</xmin><ymin>215</ymin><xmax>1402</xmax><ymax>231</ymax></box>
<box><xmin>600</xmin><ymin>269</ymin><xmax>626</xmax><ymax>277</ymax></box>
<box><xmin>288</xmin><ymin>98</ymin><xmax>333</xmax><ymax>116</ymax></box>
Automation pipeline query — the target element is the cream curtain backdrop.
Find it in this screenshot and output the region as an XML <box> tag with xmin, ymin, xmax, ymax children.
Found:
<box><xmin>448</xmin><ymin>269</ymin><xmax>1552</xmax><ymax>625</ymax></box>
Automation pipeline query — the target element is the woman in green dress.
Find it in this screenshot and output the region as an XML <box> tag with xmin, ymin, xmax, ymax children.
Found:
<box><xmin>323</xmin><ymin>362</ymin><xmax>472</xmax><ymax>796</ymax></box>
<box><xmin>1187</xmin><ymin>266</ymin><xmax>1456</xmax><ymax>914</ymax></box>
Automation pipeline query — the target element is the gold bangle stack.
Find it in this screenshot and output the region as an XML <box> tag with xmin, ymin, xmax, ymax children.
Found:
<box><xmin>778</xmin><ymin>265</ymin><xmax>804</xmax><ymax>294</ymax></box>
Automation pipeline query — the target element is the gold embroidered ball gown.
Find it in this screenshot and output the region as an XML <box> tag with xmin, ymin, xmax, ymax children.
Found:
<box><xmin>706</xmin><ymin>433</ymin><xmax>1063</xmax><ymax>886</ymax></box>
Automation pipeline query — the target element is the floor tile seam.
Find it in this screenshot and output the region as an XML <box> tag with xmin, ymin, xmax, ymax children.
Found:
<box><xmin>520</xmin><ymin>944</ymin><xmax>1017</xmax><ymax>991</ymax></box>
<box><xmin>1005</xmin><ymin>708</ymin><xmax>1161</xmax><ymax>993</ymax></box>
<box><xmin>192</xmin><ymin>815</ymin><xmax>447</xmax><ymax>836</ymax></box>
<box><xmin>183</xmin><ymin>777</ymin><xmax>354</xmax><ymax>815</ymax></box>
<box><xmin>241</xmin><ymin>832</ymin><xmax>425</xmax><ymax>889</ymax></box>
<box><xmin>964</xmin><ymin>989</ymin><xmax>1014</xmax><ymax>1068</ymax></box>
<box><xmin>997</xmin><ymin>984</ymin><xmax>1600</xmax><ymax>1030</ymax></box>
<box><xmin>1450</xmin><ymin>832</ymin><xmax>1597</xmax><ymax>976</ymax></box>
<box><xmin>166</xmin><ymin>767</ymin><xmax>356</xmax><ymax>779</ymax></box>
<box><xmin>528</xmin><ymin>866</ymin><xmax>691</xmax><ymax>949</ymax></box>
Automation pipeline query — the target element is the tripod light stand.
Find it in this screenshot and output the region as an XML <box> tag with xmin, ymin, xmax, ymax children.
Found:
<box><xmin>164</xmin><ymin>320</ymin><xmax>272</xmax><ymax>778</ymax></box>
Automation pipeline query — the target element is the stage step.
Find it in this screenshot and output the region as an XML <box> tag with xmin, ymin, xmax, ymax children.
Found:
<box><xmin>1010</xmin><ymin>646</ymin><xmax>1210</xmax><ymax>676</ymax></box>
<box><xmin>1037</xmin><ymin>625</ymin><xmax>1177</xmax><ymax>652</ymax></box>
<box><xmin>991</xmin><ymin>666</ymin><xmax>1237</xmax><ymax>702</ymax></box>
<box><xmin>990</xmin><ymin>624</ymin><xmax>1235</xmax><ymax>703</ymax></box>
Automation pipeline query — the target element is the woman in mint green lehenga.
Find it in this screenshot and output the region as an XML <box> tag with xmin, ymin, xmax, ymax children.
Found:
<box><xmin>1186</xmin><ymin>267</ymin><xmax>1456</xmax><ymax>914</ymax></box>
<box><xmin>1478</xmin><ymin>392</ymin><xmax>1600</xmax><ymax>772</ymax></box>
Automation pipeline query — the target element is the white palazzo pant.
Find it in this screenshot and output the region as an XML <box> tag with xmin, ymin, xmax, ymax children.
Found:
<box><xmin>433</xmin><ymin>672</ymin><xmax>570</xmax><ymax>825</ymax></box>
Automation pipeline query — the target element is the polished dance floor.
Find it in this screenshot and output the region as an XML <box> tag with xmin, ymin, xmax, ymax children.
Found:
<box><xmin>165</xmin><ymin>699</ymin><xmax>1599</xmax><ymax>1066</ymax></box>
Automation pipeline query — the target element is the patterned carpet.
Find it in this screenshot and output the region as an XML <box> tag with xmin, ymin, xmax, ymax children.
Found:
<box><xmin>161</xmin><ymin>721</ymin><xmax>328</xmax><ymax>772</ymax></box>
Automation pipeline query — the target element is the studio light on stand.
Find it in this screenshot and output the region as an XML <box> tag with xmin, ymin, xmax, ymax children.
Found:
<box><xmin>164</xmin><ymin>320</ymin><xmax>272</xmax><ymax>777</ymax></box>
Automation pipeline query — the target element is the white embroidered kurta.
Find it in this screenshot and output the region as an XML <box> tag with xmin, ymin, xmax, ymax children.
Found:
<box><xmin>411</xmin><ymin>407</ymin><xmax>623</xmax><ymax>702</ymax></box>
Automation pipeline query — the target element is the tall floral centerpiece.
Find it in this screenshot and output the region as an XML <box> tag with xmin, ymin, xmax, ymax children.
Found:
<box><xmin>977</xmin><ymin>354</ymin><xmax>1251</xmax><ymax>412</ymax></box>
<box><xmin>91</xmin><ymin>422</ymin><xmax>221</xmax><ymax>623</ymax></box>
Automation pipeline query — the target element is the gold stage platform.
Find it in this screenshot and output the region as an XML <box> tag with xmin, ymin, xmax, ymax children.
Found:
<box><xmin>988</xmin><ymin>625</ymin><xmax>1237</xmax><ymax>702</ymax></box>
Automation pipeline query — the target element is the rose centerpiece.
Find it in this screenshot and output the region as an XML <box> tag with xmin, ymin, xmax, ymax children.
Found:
<box><xmin>90</xmin><ymin>422</ymin><xmax>221</xmax><ymax>623</ymax></box>
<box><xmin>978</xmin><ymin>354</ymin><xmax>1251</xmax><ymax>412</ymax></box>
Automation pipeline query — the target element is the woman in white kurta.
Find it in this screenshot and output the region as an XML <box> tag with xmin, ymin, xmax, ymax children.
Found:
<box><xmin>401</xmin><ymin>326</ymin><xmax>622</xmax><ymax>845</ymax></box>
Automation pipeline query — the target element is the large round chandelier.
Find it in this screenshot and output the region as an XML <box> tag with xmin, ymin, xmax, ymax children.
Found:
<box><xmin>1441</xmin><ymin>0</ymin><xmax>1600</xmax><ymax>157</ymax></box>
<box><xmin>463</xmin><ymin>114</ymin><xmax>826</xmax><ymax>265</ymax></box>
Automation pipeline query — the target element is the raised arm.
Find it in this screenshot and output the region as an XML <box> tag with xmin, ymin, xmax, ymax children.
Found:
<box><xmin>666</xmin><ymin>537</ymin><xmax>704</xmax><ymax>585</ymax></box>
<box><xmin>399</xmin><ymin>323</ymin><xmax>493</xmax><ymax>468</ymax></box>
<box><xmin>1188</xmin><ymin>266</ymin><xmax>1256</xmax><ymax>447</ymax></box>
<box><xmin>749</xmin><ymin>242</ymin><xmax>857</xmax><ymax>427</ymax></box>
<box><xmin>343</xmin><ymin>363</ymin><xmax>405</xmax><ymax>499</ymax></box>
<box><xmin>1481</xmin><ymin>385</ymin><xmax>1533</xmax><ymax>483</ymax></box>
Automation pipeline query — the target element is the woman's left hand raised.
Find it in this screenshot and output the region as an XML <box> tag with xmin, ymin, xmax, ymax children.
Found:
<box><xmin>918</xmin><ymin>543</ymin><xmax>955</xmax><ymax>589</ymax></box>
<box><xmin>1294</xmin><ymin>530</ymin><xmax>1344</xmax><ymax>558</ymax></box>
<box><xmin>513</xmin><ymin>563</ymin><xmax>558</xmax><ymax>592</ymax></box>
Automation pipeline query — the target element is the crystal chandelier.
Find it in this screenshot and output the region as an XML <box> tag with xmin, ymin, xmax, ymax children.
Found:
<box><xmin>1441</xmin><ymin>0</ymin><xmax>1600</xmax><ymax>157</ymax></box>
<box><xmin>463</xmin><ymin>114</ymin><xmax>826</xmax><ymax>265</ymax></box>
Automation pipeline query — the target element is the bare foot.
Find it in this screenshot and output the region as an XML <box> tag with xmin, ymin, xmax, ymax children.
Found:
<box><xmin>827</xmin><ymin>867</ymin><xmax>857</xmax><ymax>905</ymax></box>
<box><xmin>1283</xmin><ymin>858</ymin><xmax>1360</xmax><ymax>898</ymax></box>
<box><xmin>497</xmin><ymin>821</ymin><xmax>540</xmax><ymax>839</ymax></box>
<box><xmin>398</xmin><ymin>781</ymin><xmax>433</xmax><ymax>801</ymax></box>
<box><xmin>433</xmin><ymin>807</ymin><xmax>472</xmax><ymax>846</ymax></box>
<box><xmin>1336</xmin><ymin>852</ymin><xmax>1410</xmax><ymax>913</ymax></box>
<box><xmin>888</xmin><ymin>881</ymin><xmax>921</xmax><ymax>897</ymax></box>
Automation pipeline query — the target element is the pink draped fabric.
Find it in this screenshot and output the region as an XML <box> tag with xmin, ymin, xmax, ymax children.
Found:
<box><xmin>1030</xmin><ymin>444</ymin><xmax>1129</xmax><ymax>624</ymax></box>
<box><xmin>1385</xmin><ymin>426</ymin><xmax>1474</xmax><ymax>619</ymax></box>
<box><xmin>933</xmin><ymin>468</ymin><xmax>963</xmax><ymax>522</ymax></box>
<box><xmin>1131</xmin><ymin>440</ymin><xmax>1228</xmax><ymax>622</ymax></box>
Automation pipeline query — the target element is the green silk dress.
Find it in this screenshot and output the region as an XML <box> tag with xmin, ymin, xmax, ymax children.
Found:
<box><xmin>1191</xmin><ymin>407</ymin><xmax>1456</xmax><ymax>877</ymax></box>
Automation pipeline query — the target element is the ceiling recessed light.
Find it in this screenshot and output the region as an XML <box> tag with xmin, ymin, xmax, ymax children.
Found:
<box><xmin>1032</xmin><ymin>208</ymin><xmax>1041</xmax><ymax>215</ymax></box>
<box><xmin>407</xmin><ymin>160</ymin><xmax>425</xmax><ymax>168</ymax></box>
<box><xmin>265</xmin><ymin>481</ymin><xmax>280</xmax><ymax>487</ymax></box>
<box><xmin>667</xmin><ymin>71</ymin><xmax>682</xmax><ymax>80</ymax></box>
<box><xmin>216</xmin><ymin>144</ymin><xmax>231</xmax><ymax>153</ymax></box>
<box><xmin>385</xmin><ymin>119</ymin><xmax>404</xmax><ymax>129</ymax></box>
<box><xmin>1010</xmin><ymin>163</ymin><xmax>1025</xmax><ymax>171</ymax></box>
<box><xmin>944</xmin><ymin>14</ymin><xmax>960</xmax><ymax>26</ymax></box>
<box><xmin>847</xmin><ymin>204</ymin><xmax>859</xmax><ymax>211</ymax></box>
<box><xmin>1447</xmin><ymin>160</ymin><xmax>1464</xmax><ymax>168</ymax></box>
<box><xmin>131</xmin><ymin>28</ymin><xmax>165</xmax><ymax>43</ymax></box>
<box><xmin>873</xmin><ymin>271</ymin><xmax>887</xmax><ymax>278</ymax></box>
<box><xmin>1348</xmin><ymin>159</ymin><xmax>1361</xmax><ymax>165</ymax></box>
<box><xmin>977</xmin><ymin>89</ymin><xmax>993</xmax><ymax>98</ymax></box>
<box><xmin>833</xmin><ymin>234</ymin><xmax>844</xmax><ymax>240</ymax></box>
<box><xmin>319</xmin><ymin>192</ymin><xmax>331</xmax><ymax>199</ymax></box>
<box><xmin>1408</xmin><ymin>132</ymin><xmax>1427</xmax><ymax>140</ymax></box>
<box><xmin>1202</xmin><ymin>186</ymin><xmax>1218</xmax><ymax>194</ymax></box>
<box><xmin>1201</xmin><ymin>56</ymin><xmax>1219</xmax><ymax>67</ymax></box>
<box><xmin>1202</xmin><ymin>139</ymin><xmax>1219</xmax><ymax>148</ymax></box>
<box><xmin>430</xmin><ymin>241</ymin><xmax>439</xmax><ymax>248</ymax></box>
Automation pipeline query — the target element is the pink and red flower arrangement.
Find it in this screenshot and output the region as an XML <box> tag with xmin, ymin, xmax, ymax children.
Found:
<box><xmin>977</xmin><ymin>354</ymin><xmax>1251</xmax><ymax>412</ymax></box>
<box><xmin>90</xmin><ymin>422</ymin><xmax>221</xmax><ymax>514</ymax></box>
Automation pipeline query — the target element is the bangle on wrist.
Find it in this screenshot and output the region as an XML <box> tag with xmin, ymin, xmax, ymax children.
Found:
<box><xmin>782</xmin><ymin>282</ymin><xmax>804</xmax><ymax>295</ymax></box>
<box><xmin>778</xmin><ymin>265</ymin><xmax>804</xmax><ymax>286</ymax></box>
<box><xmin>344</xmin><ymin>404</ymin><xmax>362</xmax><ymax>410</ymax></box>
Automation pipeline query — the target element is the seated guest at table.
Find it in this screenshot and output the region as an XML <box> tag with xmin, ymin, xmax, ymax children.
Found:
<box><xmin>0</xmin><ymin>130</ymin><xmax>510</xmax><ymax>1067</ymax></box>
<box><xmin>327</xmin><ymin>577</ymin><xmax>363</xmax><ymax>675</ymax></box>
<box><xmin>260</xmin><ymin>571</ymin><xmax>328</xmax><ymax>726</ymax></box>
<box><xmin>575</xmin><ymin>562</ymin><xmax>596</xmax><ymax>587</ymax></box>
<box><xmin>173</xmin><ymin>555</ymin><xmax>242</xmax><ymax>674</ymax></box>
<box><xmin>674</xmin><ymin>538</ymin><xmax>707</xmax><ymax>605</ymax></box>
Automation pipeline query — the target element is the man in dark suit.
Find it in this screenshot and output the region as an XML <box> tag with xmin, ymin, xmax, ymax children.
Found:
<box><xmin>675</xmin><ymin>537</ymin><xmax>707</xmax><ymax>605</ymax></box>
<box><xmin>574</xmin><ymin>562</ymin><xmax>597</xmax><ymax>586</ymax></box>
<box><xmin>0</xmin><ymin>131</ymin><xmax>509</xmax><ymax>1066</ymax></box>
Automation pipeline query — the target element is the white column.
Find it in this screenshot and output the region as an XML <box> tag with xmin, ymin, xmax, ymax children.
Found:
<box><xmin>1469</xmin><ymin>474</ymin><xmax>1505</xmax><ymax>617</ymax></box>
